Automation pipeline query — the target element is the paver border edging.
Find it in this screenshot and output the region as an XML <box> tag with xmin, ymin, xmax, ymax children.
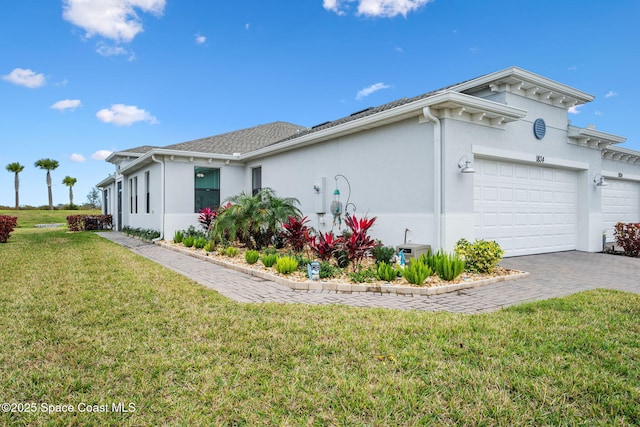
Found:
<box><xmin>155</xmin><ymin>241</ymin><xmax>529</xmax><ymax>296</ymax></box>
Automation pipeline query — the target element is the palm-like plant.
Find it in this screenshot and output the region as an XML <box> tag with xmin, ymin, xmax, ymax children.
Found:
<box><xmin>62</xmin><ymin>176</ymin><xmax>78</xmax><ymax>208</ymax></box>
<box><xmin>34</xmin><ymin>158</ymin><xmax>59</xmax><ymax>210</ymax></box>
<box><xmin>212</xmin><ymin>188</ymin><xmax>301</xmax><ymax>250</ymax></box>
<box><xmin>5</xmin><ymin>162</ymin><xmax>25</xmax><ymax>209</ymax></box>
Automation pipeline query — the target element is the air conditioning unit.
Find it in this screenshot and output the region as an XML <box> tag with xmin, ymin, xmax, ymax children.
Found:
<box><xmin>396</xmin><ymin>243</ymin><xmax>431</xmax><ymax>261</ymax></box>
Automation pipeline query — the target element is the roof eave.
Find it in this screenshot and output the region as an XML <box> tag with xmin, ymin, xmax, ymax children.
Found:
<box><xmin>245</xmin><ymin>91</ymin><xmax>527</xmax><ymax>159</ymax></box>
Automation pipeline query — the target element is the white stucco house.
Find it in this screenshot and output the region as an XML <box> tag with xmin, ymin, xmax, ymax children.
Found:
<box><xmin>97</xmin><ymin>66</ymin><xmax>640</xmax><ymax>257</ymax></box>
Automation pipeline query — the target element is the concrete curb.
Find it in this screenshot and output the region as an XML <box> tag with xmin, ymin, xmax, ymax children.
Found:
<box><xmin>156</xmin><ymin>241</ymin><xmax>529</xmax><ymax>296</ymax></box>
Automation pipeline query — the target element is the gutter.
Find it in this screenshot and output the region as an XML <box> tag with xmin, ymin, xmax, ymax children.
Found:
<box><xmin>151</xmin><ymin>155</ymin><xmax>165</xmax><ymax>242</ymax></box>
<box><xmin>422</xmin><ymin>106</ymin><xmax>443</xmax><ymax>251</ymax></box>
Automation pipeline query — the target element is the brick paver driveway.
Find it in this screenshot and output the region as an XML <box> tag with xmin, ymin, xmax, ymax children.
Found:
<box><xmin>99</xmin><ymin>233</ymin><xmax>640</xmax><ymax>313</ymax></box>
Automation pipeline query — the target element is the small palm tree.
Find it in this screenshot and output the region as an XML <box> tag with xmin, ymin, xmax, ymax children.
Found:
<box><xmin>5</xmin><ymin>162</ymin><xmax>25</xmax><ymax>209</ymax></box>
<box><xmin>212</xmin><ymin>188</ymin><xmax>301</xmax><ymax>250</ymax></box>
<box><xmin>62</xmin><ymin>176</ymin><xmax>78</xmax><ymax>208</ymax></box>
<box><xmin>34</xmin><ymin>158</ymin><xmax>59</xmax><ymax>210</ymax></box>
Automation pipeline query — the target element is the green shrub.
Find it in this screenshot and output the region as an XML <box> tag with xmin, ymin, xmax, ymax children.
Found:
<box><xmin>182</xmin><ymin>236</ymin><xmax>195</xmax><ymax>248</ymax></box>
<box><xmin>204</xmin><ymin>240</ymin><xmax>216</xmax><ymax>252</ymax></box>
<box><xmin>224</xmin><ymin>246</ymin><xmax>239</xmax><ymax>257</ymax></box>
<box><xmin>432</xmin><ymin>251</ymin><xmax>465</xmax><ymax>281</ymax></box>
<box><xmin>455</xmin><ymin>238</ymin><xmax>504</xmax><ymax>273</ymax></box>
<box><xmin>261</xmin><ymin>253</ymin><xmax>278</xmax><ymax>268</ymax></box>
<box><xmin>275</xmin><ymin>256</ymin><xmax>298</xmax><ymax>275</ymax></box>
<box><xmin>373</xmin><ymin>245</ymin><xmax>396</xmax><ymax>265</ymax></box>
<box><xmin>402</xmin><ymin>260</ymin><xmax>432</xmax><ymax>286</ymax></box>
<box><xmin>245</xmin><ymin>250</ymin><xmax>260</xmax><ymax>264</ymax></box>
<box><xmin>349</xmin><ymin>266</ymin><xmax>377</xmax><ymax>283</ymax></box>
<box><xmin>376</xmin><ymin>262</ymin><xmax>400</xmax><ymax>282</ymax></box>
<box><xmin>194</xmin><ymin>237</ymin><xmax>208</xmax><ymax>249</ymax></box>
<box><xmin>173</xmin><ymin>230</ymin><xmax>184</xmax><ymax>244</ymax></box>
<box><xmin>319</xmin><ymin>261</ymin><xmax>340</xmax><ymax>279</ymax></box>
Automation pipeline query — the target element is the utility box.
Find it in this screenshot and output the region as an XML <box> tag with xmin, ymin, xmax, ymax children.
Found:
<box><xmin>396</xmin><ymin>244</ymin><xmax>431</xmax><ymax>262</ymax></box>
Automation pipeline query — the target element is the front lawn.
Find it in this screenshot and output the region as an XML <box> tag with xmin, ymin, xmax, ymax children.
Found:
<box><xmin>0</xmin><ymin>229</ymin><xmax>638</xmax><ymax>426</ymax></box>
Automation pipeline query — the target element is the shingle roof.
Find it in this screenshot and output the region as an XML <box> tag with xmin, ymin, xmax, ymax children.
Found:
<box><xmin>162</xmin><ymin>121</ymin><xmax>307</xmax><ymax>155</ymax></box>
<box><xmin>119</xmin><ymin>145</ymin><xmax>159</xmax><ymax>154</ymax></box>
<box><xmin>272</xmin><ymin>74</ymin><xmax>483</xmax><ymax>146</ymax></box>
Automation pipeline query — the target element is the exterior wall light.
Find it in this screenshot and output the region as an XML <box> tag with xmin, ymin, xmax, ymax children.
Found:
<box><xmin>458</xmin><ymin>156</ymin><xmax>476</xmax><ymax>174</ymax></box>
<box><xmin>594</xmin><ymin>174</ymin><xmax>608</xmax><ymax>187</ymax></box>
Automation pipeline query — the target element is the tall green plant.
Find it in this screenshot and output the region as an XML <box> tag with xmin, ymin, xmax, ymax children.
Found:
<box><xmin>5</xmin><ymin>162</ymin><xmax>25</xmax><ymax>209</ymax></box>
<box><xmin>432</xmin><ymin>251</ymin><xmax>465</xmax><ymax>281</ymax></box>
<box><xmin>211</xmin><ymin>188</ymin><xmax>301</xmax><ymax>250</ymax></box>
<box><xmin>402</xmin><ymin>259</ymin><xmax>432</xmax><ymax>286</ymax></box>
<box><xmin>34</xmin><ymin>158</ymin><xmax>59</xmax><ymax>210</ymax></box>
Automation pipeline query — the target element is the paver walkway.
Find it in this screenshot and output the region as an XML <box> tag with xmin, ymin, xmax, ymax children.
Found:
<box><xmin>98</xmin><ymin>232</ymin><xmax>640</xmax><ymax>313</ymax></box>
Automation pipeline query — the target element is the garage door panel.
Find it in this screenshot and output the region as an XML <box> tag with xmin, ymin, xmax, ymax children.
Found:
<box><xmin>602</xmin><ymin>179</ymin><xmax>640</xmax><ymax>242</ymax></box>
<box><xmin>475</xmin><ymin>159</ymin><xmax>578</xmax><ymax>256</ymax></box>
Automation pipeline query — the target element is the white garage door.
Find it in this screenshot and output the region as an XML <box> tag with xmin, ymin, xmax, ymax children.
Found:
<box><xmin>602</xmin><ymin>179</ymin><xmax>640</xmax><ymax>242</ymax></box>
<box><xmin>474</xmin><ymin>159</ymin><xmax>578</xmax><ymax>257</ymax></box>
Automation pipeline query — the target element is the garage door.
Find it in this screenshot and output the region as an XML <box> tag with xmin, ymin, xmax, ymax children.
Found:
<box><xmin>602</xmin><ymin>179</ymin><xmax>640</xmax><ymax>242</ymax></box>
<box><xmin>474</xmin><ymin>159</ymin><xmax>578</xmax><ymax>257</ymax></box>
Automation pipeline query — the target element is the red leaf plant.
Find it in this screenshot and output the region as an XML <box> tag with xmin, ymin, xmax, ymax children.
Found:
<box><xmin>307</xmin><ymin>231</ymin><xmax>341</xmax><ymax>261</ymax></box>
<box><xmin>281</xmin><ymin>215</ymin><xmax>310</xmax><ymax>252</ymax></box>
<box><xmin>342</xmin><ymin>215</ymin><xmax>378</xmax><ymax>270</ymax></box>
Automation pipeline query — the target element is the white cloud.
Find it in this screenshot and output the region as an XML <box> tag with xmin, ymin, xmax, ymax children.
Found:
<box><xmin>92</xmin><ymin>150</ymin><xmax>113</xmax><ymax>160</ymax></box>
<box><xmin>51</xmin><ymin>99</ymin><xmax>82</xmax><ymax>111</ymax></box>
<box><xmin>605</xmin><ymin>91</ymin><xmax>618</xmax><ymax>98</ymax></box>
<box><xmin>324</xmin><ymin>0</ymin><xmax>432</xmax><ymax>17</ymax></box>
<box><xmin>568</xmin><ymin>105</ymin><xmax>582</xmax><ymax>114</ymax></box>
<box><xmin>96</xmin><ymin>42</ymin><xmax>135</xmax><ymax>60</ymax></box>
<box><xmin>70</xmin><ymin>153</ymin><xmax>86</xmax><ymax>162</ymax></box>
<box><xmin>96</xmin><ymin>104</ymin><xmax>159</xmax><ymax>126</ymax></box>
<box><xmin>62</xmin><ymin>0</ymin><xmax>166</xmax><ymax>43</ymax></box>
<box><xmin>195</xmin><ymin>34</ymin><xmax>206</xmax><ymax>44</ymax></box>
<box><xmin>2</xmin><ymin>68</ymin><xmax>46</xmax><ymax>88</ymax></box>
<box><xmin>356</xmin><ymin>82</ymin><xmax>391</xmax><ymax>100</ymax></box>
<box><xmin>245</xmin><ymin>23</ymin><xmax>251</xmax><ymax>30</ymax></box>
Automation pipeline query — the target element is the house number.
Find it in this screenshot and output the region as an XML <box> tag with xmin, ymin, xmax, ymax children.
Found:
<box><xmin>536</xmin><ymin>156</ymin><xmax>545</xmax><ymax>163</ymax></box>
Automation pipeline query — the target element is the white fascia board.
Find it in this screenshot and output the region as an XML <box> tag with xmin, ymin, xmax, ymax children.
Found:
<box><xmin>118</xmin><ymin>149</ymin><xmax>241</xmax><ymax>175</ymax></box>
<box><xmin>605</xmin><ymin>146</ymin><xmax>640</xmax><ymax>156</ymax></box>
<box><xmin>245</xmin><ymin>91</ymin><xmax>526</xmax><ymax>160</ymax></box>
<box><xmin>105</xmin><ymin>151</ymin><xmax>144</xmax><ymax>163</ymax></box>
<box><xmin>96</xmin><ymin>175</ymin><xmax>115</xmax><ymax>188</ymax></box>
<box><xmin>450</xmin><ymin>66</ymin><xmax>595</xmax><ymax>104</ymax></box>
<box><xmin>428</xmin><ymin>91</ymin><xmax>528</xmax><ymax>118</ymax></box>
<box><xmin>567</xmin><ymin>125</ymin><xmax>627</xmax><ymax>144</ymax></box>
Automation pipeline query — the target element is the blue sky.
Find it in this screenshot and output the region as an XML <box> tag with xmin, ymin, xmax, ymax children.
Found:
<box><xmin>1</xmin><ymin>0</ymin><xmax>638</xmax><ymax>207</ymax></box>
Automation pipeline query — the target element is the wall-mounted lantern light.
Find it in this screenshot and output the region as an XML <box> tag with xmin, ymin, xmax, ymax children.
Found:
<box><xmin>594</xmin><ymin>174</ymin><xmax>608</xmax><ymax>187</ymax></box>
<box><xmin>458</xmin><ymin>156</ymin><xmax>476</xmax><ymax>174</ymax></box>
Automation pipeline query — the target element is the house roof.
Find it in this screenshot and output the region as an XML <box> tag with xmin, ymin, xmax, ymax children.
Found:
<box><xmin>162</xmin><ymin>121</ymin><xmax>307</xmax><ymax>155</ymax></box>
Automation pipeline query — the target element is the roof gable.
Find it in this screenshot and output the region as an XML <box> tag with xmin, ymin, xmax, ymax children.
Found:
<box><xmin>163</xmin><ymin>121</ymin><xmax>306</xmax><ymax>155</ymax></box>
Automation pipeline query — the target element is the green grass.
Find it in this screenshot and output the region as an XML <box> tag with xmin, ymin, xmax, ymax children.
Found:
<box><xmin>0</xmin><ymin>209</ymin><xmax>101</xmax><ymax>228</ymax></box>
<box><xmin>1</xmin><ymin>229</ymin><xmax>639</xmax><ymax>426</ymax></box>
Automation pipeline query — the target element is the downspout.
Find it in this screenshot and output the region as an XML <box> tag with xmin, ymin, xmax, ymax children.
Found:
<box><xmin>151</xmin><ymin>155</ymin><xmax>165</xmax><ymax>242</ymax></box>
<box><xmin>422</xmin><ymin>106</ymin><xmax>443</xmax><ymax>251</ymax></box>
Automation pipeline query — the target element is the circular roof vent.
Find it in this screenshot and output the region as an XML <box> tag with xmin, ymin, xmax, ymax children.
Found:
<box><xmin>533</xmin><ymin>118</ymin><xmax>546</xmax><ymax>140</ymax></box>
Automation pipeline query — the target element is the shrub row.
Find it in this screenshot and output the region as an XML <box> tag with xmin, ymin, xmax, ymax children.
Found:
<box><xmin>67</xmin><ymin>215</ymin><xmax>113</xmax><ymax>231</ymax></box>
<box><xmin>614</xmin><ymin>222</ymin><xmax>640</xmax><ymax>257</ymax></box>
<box><xmin>122</xmin><ymin>226</ymin><xmax>161</xmax><ymax>241</ymax></box>
<box><xmin>0</xmin><ymin>215</ymin><xmax>18</xmax><ymax>243</ymax></box>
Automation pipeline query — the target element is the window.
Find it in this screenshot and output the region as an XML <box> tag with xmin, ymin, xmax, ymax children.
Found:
<box><xmin>252</xmin><ymin>166</ymin><xmax>262</xmax><ymax>196</ymax></box>
<box><xmin>133</xmin><ymin>176</ymin><xmax>138</xmax><ymax>214</ymax></box>
<box><xmin>145</xmin><ymin>171</ymin><xmax>150</xmax><ymax>214</ymax></box>
<box><xmin>103</xmin><ymin>189</ymin><xmax>109</xmax><ymax>214</ymax></box>
<box><xmin>195</xmin><ymin>167</ymin><xmax>220</xmax><ymax>212</ymax></box>
<box><xmin>129</xmin><ymin>179</ymin><xmax>133</xmax><ymax>214</ymax></box>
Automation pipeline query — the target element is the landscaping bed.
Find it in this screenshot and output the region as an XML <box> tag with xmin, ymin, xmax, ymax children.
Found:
<box><xmin>157</xmin><ymin>240</ymin><xmax>528</xmax><ymax>296</ymax></box>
